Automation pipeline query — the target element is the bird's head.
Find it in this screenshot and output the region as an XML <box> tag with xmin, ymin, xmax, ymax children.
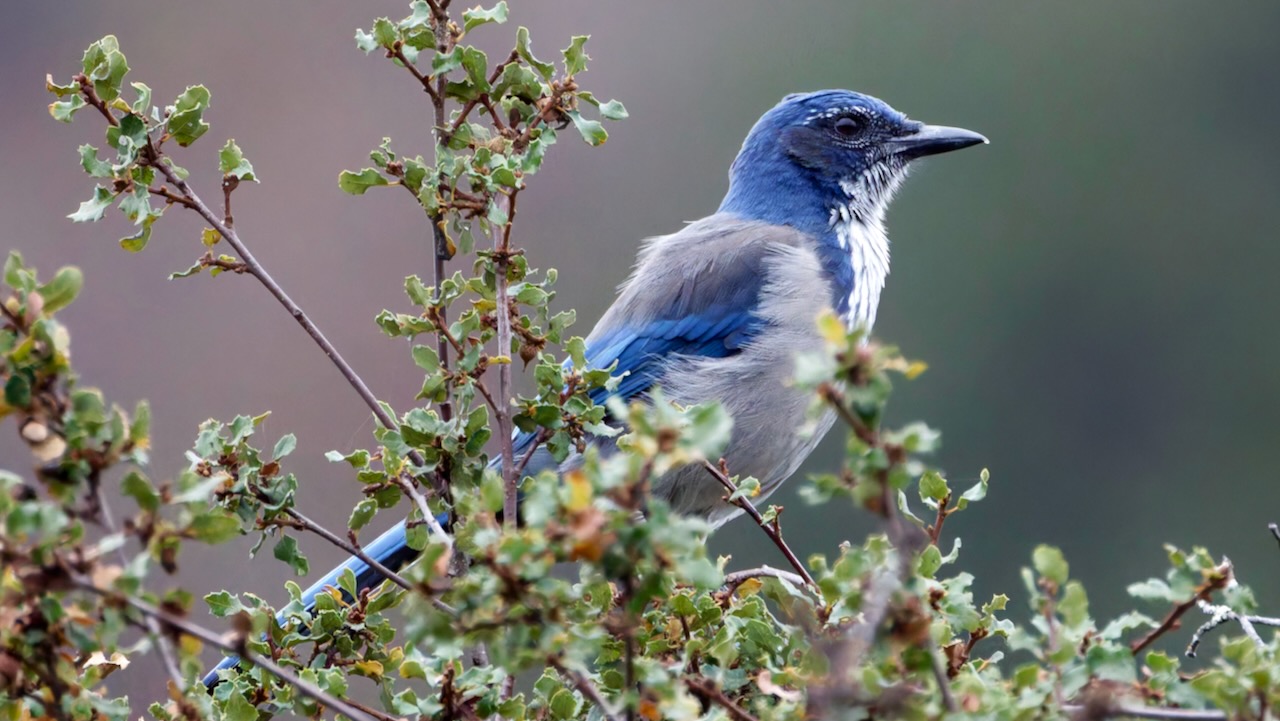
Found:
<box><xmin>719</xmin><ymin>89</ymin><xmax>986</xmax><ymax>231</ymax></box>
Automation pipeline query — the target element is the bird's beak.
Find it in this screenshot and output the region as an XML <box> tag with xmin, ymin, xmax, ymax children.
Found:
<box><xmin>887</xmin><ymin>124</ymin><xmax>988</xmax><ymax>161</ymax></box>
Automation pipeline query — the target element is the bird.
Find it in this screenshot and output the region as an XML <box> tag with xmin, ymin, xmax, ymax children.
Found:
<box><xmin>203</xmin><ymin>89</ymin><xmax>984</xmax><ymax>685</ymax></box>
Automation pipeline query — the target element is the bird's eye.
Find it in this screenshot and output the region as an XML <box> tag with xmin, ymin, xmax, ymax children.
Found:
<box><xmin>834</xmin><ymin>116</ymin><xmax>863</xmax><ymax>138</ymax></box>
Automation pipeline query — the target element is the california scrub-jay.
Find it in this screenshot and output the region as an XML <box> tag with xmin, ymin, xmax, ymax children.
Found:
<box><xmin>204</xmin><ymin>89</ymin><xmax>984</xmax><ymax>684</ymax></box>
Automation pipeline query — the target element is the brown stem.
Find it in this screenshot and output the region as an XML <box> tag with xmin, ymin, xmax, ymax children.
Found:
<box><xmin>281</xmin><ymin>508</ymin><xmax>412</xmax><ymax>592</ymax></box>
<box><xmin>390</xmin><ymin>43</ymin><xmax>441</xmax><ymax>104</ymax></box>
<box><xmin>494</xmin><ymin>194</ymin><xmax>518</xmax><ymax>528</ymax></box>
<box><xmin>684</xmin><ymin>677</ymin><xmax>761</xmax><ymax>721</ymax></box>
<box><xmin>549</xmin><ymin>658</ymin><xmax>623</xmax><ymax>721</ymax></box>
<box><xmin>1129</xmin><ymin>561</ymin><xmax>1232</xmax><ymax>656</ymax></box>
<box><xmin>701</xmin><ymin>459</ymin><xmax>815</xmax><ymax>587</ymax></box>
<box><xmin>148</xmin><ymin>186</ymin><xmax>197</xmax><ymax>209</ymax></box>
<box><xmin>1062</xmin><ymin>704</ymin><xmax>1227</xmax><ymax>721</ymax></box>
<box><xmin>75</xmin><ymin>74</ymin><xmax>119</xmax><ymax>127</ymax></box>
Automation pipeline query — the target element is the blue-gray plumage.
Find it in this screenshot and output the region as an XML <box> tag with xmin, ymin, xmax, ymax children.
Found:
<box><xmin>203</xmin><ymin>89</ymin><xmax>984</xmax><ymax>685</ymax></box>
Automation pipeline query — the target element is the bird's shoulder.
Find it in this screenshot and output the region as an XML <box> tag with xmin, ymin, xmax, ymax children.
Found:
<box><xmin>604</xmin><ymin>213</ymin><xmax>822</xmax><ymax>324</ymax></box>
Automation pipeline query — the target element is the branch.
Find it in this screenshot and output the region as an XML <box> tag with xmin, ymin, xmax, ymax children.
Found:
<box><xmin>391</xmin><ymin>474</ymin><xmax>453</xmax><ymax>552</ymax></box>
<box><xmin>684</xmin><ymin>676</ymin><xmax>761</xmax><ymax>721</ymax></box>
<box><xmin>389</xmin><ymin>43</ymin><xmax>441</xmax><ymax>104</ymax></box>
<box><xmin>1063</xmin><ymin>703</ymin><xmax>1227</xmax><ymax>721</ymax></box>
<box><xmin>928</xmin><ymin>647</ymin><xmax>958</xmax><ymax>714</ymax></box>
<box><xmin>494</xmin><ymin>195</ymin><xmax>518</xmax><ymax>528</ymax></box>
<box><xmin>1186</xmin><ymin>599</ymin><xmax>1280</xmax><ymax>658</ymax></box>
<box><xmin>721</xmin><ymin>566</ymin><xmax>810</xmax><ymax>591</ymax></box>
<box><xmin>548</xmin><ymin>657</ymin><xmax>623</xmax><ymax>721</ymax></box>
<box><xmin>280</xmin><ymin>508</ymin><xmax>412</xmax><ymax>592</ymax></box>
<box><xmin>71</xmin><ymin>572</ymin><xmax>376</xmax><ymax>721</ymax></box>
<box><xmin>148</xmin><ymin>185</ymin><xmax>197</xmax><ymax>209</ymax></box>
<box><xmin>1130</xmin><ymin>559</ymin><xmax>1233</xmax><ymax>656</ymax></box>
<box><xmin>701</xmin><ymin>459</ymin><xmax>815</xmax><ymax>587</ymax></box>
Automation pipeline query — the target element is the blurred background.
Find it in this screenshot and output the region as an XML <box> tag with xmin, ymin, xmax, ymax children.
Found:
<box><xmin>4</xmin><ymin>0</ymin><xmax>1280</xmax><ymax>702</ymax></box>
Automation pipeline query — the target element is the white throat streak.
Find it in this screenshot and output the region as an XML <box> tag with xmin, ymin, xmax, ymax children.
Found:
<box><xmin>830</xmin><ymin>164</ymin><xmax>906</xmax><ymax>332</ymax></box>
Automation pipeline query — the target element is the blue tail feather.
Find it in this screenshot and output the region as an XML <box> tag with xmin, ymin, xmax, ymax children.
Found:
<box><xmin>201</xmin><ymin>518</ymin><xmax>427</xmax><ymax>687</ymax></box>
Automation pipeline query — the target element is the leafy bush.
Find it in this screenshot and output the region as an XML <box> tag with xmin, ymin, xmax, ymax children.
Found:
<box><xmin>3</xmin><ymin>3</ymin><xmax>1277</xmax><ymax>720</ymax></box>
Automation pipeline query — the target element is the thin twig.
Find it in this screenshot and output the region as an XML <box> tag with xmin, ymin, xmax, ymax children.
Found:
<box><xmin>701</xmin><ymin>459</ymin><xmax>815</xmax><ymax>587</ymax></box>
<box><xmin>929</xmin><ymin>647</ymin><xmax>958</xmax><ymax>714</ymax></box>
<box><xmin>389</xmin><ymin>44</ymin><xmax>441</xmax><ymax>104</ymax></box>
<box><xmin>494</xmin><ymin>195</ymin><xmax>518</xmax><ymax>528</ymax></box>
<box><xmin>148</xmin><ymin>186</ymin><xmax>197</xmax><ymax>209</ymax></box>
<box><xmin>721</xmin><ymin>566</ymin><xmax>810</xmax><ymax>591</ymax></box>
<box><xmin>549</xmin><ymin>658</ymin><xmax>623</xmax><ymax>721</ymax></box>
<box><xmin>1063</xmin><ymin>703</ymin><xmax>1227</xmax><ymax>720</ymax></box>
<box><xmin>1130</xmin><ymin>560</ymin><xmax>1232</xmax><ymax>656</ymax></box>
<box><xmin>71</xmin><ymin>572</ymin><xmax>376</xmax><ymax>721</ymax></box>
<box><xmin>1186</xmin><ymin>598</ymin><xmax>1280</xmax><ymax>658</ymax></box>
<box><xmin>281</xmin><ymin>508</ymin><xmax>412</xmax><ymax>592</ymax></box>
<box><xmin>392</xmin><ymin>474</ymin><xmax>453</xmax><ymax>551</ymax></box>
<box><xmin>684</xmin><ymin>677</ymin><xmax>761</xmax><ymax>721</ymax></box>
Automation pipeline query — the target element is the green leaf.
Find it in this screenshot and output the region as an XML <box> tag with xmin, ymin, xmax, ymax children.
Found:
<box><xmin>68</xmin><ymin>186</ymin><xmax>115</xmax><ymax>223</ymax></box>
<box><xmin>219</xmin><ymin>139</ymin><xmax>257</xmax><ymax>182</ymax></box>
<box><xmin>130</xmin><ymin>81</ymin><xmax>152</xmax><ymax>114</ymax></box>
<box><xmin>130</xmin><ymin>400</ymin><xmax>150</xmax><ymax>444</ymax></box>
<box><xmin>561</xmin><ymin>35</ymin><xmax>589</xmax><ymax>76</ymax></box>
<box><xmin>119</xmin><ymin>224</ymin><xmax>152</xmax><ymax>253</ymax></box>
<box><xmin>463</xmin><ymin>2</ymin><xmax>508</xmax><ymax>33</ymax></box>
<box><xmin>354</xmin><ymin>28</ymin><xmax>379</xmax><ymax>54</ymax></box>
<box><xmin>516</xmin><ymin>27</ymin><xmax>554</xmax><ymax>80</ymax></box>
<box><xmin>597</xmin><ymin>99</ymin><xmax>628</xmax><ymax>120</ymax></box>
<box><xmin>189</xmin><ymin>512</ymin><xmax>242</xmax><ymax>544</ymax></box>
<box><xmin>372</xmin><ymin>17</ymin><xmax>398</xmax><ymax>48</ymax></box>
<box><xmin>221</xmin><ymin>688</ymin><xmax>258</xmax><ymax>721</ymax></box>
<box><xmin>566</xmin><ymin>110</ymin><xmax>607</xmax><ymax>146</ymax></box>
<box><xmin>1032</xmin><ymin>545</ymin><xmax>1069</xmax><ymax>585</ymax></box>
<box><xmin>411</xmin><ymin>345</ymin><xmax>440</xmax><ymax>371</ymax></box>
<box><xmin>82</xmin><ymin>35</ymin><xmax>129</xmax><ymax>102</ymax></box>
<box><xmin>5</xmin><ymin>374</ymin><xmax>31</xmax><ymax>408</ymax></box>
<box><xmin>273</xmin><ymin>535</ymin><xmax>310</xmax><ymax>576</ymax></box>
<box><xmin>918</xmin><ymin>470</ymin><xmax>949</xmax><ymax>502</ymax></box>
<box><xmin>338</xmin><ymin>168</ymin><xmax>389</xmax><ymax>195</ymax></box>
<box><xmin>273</xmin><ymin>433</ymin><xmax>297</xmax><ymax>460</ymax></box>
<box><xmin>955</xmin><ymin>468</ymin><xmax>989</xmax><ymax>510</ymax></box>
<box><xmin>45</xmin><ymin>74</ymin><xmax>78</xmax><ymax>98</ymax></box>
<box><xmin>349</xmin><ymin>499</ymin><xmax>377</xmax><ymax>531</ymax></box>
<box><xmin>918</xmin><ymin>544</ymin><xmax>943</xmax><ymax>578</ymax></box>
<box><xmin>37</xmin><ymin>266</ymin><xmax>83</xmax><ymax>313</ymax></box>
<box><xmin>49</xmin><ymin>95</ymin><xmax>86</xmax><ymax>123</ymax></box>
<box><xmin>77</xmin><ymin>144</ymin><xmax>114</xmax><ymax>178</ymax></box>
<box><xmin>3</xmin><ymin>251</ymin><xmax>23</xmax><ymax>288</ymax></box>
<box><xmin>121</xmin><ymin>471</ymin><xmax>159</xmax><ymax>512</ymax></box>
<box><xmin>167</xmin><ymin>85</ymin><xmax>211</xmax><ymax>147</ymax></box>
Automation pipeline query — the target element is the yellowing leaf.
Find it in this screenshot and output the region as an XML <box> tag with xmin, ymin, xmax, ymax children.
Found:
<box><xmin>565</xmin><ymin>469</ymin><xmax>591</xmax><ymax>512</ymax></box>
<box><xmin>354</xmin><ymin>659</ymin><xmax>384</xmax><ymax>679</ymax></box>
